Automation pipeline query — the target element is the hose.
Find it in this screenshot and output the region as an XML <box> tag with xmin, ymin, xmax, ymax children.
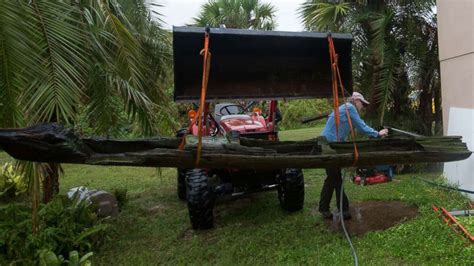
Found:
<box><xmin>414</xmin><ymin>176</ymin><xmax>474</xmax><ymax>194</ymax></box>
<box><xmin>341</xmin><ymin>169</ymin><xmax>359</xmax><ymax>266</ymax></box>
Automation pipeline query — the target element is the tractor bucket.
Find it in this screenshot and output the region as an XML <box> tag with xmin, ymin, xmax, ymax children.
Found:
<box><xmin>173</xmin><ymin>26</ymin><xmax>353</xmax><ymax>102</ymax></box>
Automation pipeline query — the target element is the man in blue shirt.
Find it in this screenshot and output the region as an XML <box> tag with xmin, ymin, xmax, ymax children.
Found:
<box><xmin>320</xmin><ymin>92</ymin><xmax>388</xmax><ymax>220</ymax></box>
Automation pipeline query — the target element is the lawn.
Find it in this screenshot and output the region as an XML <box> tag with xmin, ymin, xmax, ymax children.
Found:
<box><xmin>279</xmin><ymin>126</ymin><xmax>323</xmax><ymax>141</ymax></box>
<box><xmin>3</xmin><ymin>126</ymin><xmax>474</xmax><ymax>264</ymax></box>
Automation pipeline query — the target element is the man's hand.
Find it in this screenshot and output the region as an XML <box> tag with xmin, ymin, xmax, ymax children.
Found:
<box><xmin>378</xmin><ymin>128</ymin><xmax>389</xmax><ymax>137</ymax></box>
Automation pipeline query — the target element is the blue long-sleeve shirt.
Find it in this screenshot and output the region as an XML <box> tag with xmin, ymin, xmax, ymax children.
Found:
<box><xmin>322</xmin><ymin>103</ymin><xmax>379</xmax><ymax>142</ymax></box>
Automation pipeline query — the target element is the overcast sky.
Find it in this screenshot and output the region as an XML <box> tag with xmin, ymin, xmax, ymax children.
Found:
<box><xmin>149</xmin><ymin>0</ymin><xmax>305</xmax><ymax>31</ymax></box>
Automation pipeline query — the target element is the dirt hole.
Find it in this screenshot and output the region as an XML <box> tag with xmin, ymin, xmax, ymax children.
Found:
<box><xmin>325</xmin><ymin>200</ymin><xmax>418</xmax><ymax>237</ymax></box>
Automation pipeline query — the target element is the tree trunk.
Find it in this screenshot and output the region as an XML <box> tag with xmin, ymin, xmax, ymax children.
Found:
<box><xmin>391</xmin><ymin>70</ymin><xmax>410</xmax><ymax>117</ymax></box>
<box><xmin>42</xmin><ymin>162</ymin><xmax>60</xmax><ymax>203</ymax></box>
<box><xmin>418</xmin><ymin>83</ymin><xmax>433</xmax><ymax>135</ymax></box>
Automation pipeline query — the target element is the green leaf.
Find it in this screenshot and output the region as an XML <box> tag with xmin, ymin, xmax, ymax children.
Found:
<box><xmin>193</xmin><ymin>0</ymin><xmax>276</xmax><ymax>30</ymax></box>
<box><xmin>38</xmin><ymin>249</ymin><xmax>61</xmax><ymax>266</ymax></box>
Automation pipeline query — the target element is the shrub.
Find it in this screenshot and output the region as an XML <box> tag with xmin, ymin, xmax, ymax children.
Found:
<box><xmin>112</xmin><ymin>188</ymin><xmax>128</xmax><ymax>210</ymax></box>
<box><xmin>0</xmin><ymin>163</ymin><xmax>28</xmax><ymax>200</ymax></box>
<box><xmin>0</xmin><ymin>195</ymin><xmax>110</xmax><ymax>264</ymax></box>
<box><xmin>278</xmin><ymin>99</ymin><xmax>331</xmax><ymax>130</ymax></box>
<box><xmin>38</xmin><ymin>249</ymin><xmax>93</xmax><ymax>266</ymax></box>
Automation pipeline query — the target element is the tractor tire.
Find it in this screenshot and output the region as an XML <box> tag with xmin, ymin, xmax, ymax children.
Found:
<box><xmin>278</xmin><ymin>168</ymin><xmax>305</xmax><ymax>211</ymax></box>
<box><xmin>186</xmin><ymin>169</ymin><xmax>215</xmax><ymax>230</ymax></box>
<box><xmin>177</xmin><ymin>168</ymin><xmax>187</xmax><ymax>200</ymax></box>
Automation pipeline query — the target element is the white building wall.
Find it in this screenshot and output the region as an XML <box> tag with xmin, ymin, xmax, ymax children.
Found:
<box><xmin>444</xmin><ymin>108</ymin><xmax>474</xmax><ymax>197</ymax></box>
<box><xmin>437</xmin><ymin>0</ymin><xmax>474</xmax><ymax>199</ymax></box>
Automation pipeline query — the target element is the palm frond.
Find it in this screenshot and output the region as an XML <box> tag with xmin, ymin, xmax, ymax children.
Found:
<box><xmin>86</xmin><ymin>0</ymin><xmax>159</xmax><ymax>135</ymax></box>
<box><xmin>193</xmin><ymin>0</ymin><xmax>222</xmax><ymax>27</ymax></box>
<box><xmin>298</xmin><ymin>0</ymin><xmax>351</xmax><ymax>31</ymax></box>
<box><xmin>23</xmin><ymin>0</ymin><xmax>87</xmax><ymax>124</ymax></box>
<box><xmin>369</xmin><ymin>8</ymin><xmax>394</xmax><ymax>61</ymax></box>
<box><xmin>252</xmin><ymin>2</ymin><xmax>276</xmax><ymax>30</ymax></box>
<box><xmin>83</xmin><ymin>65</ymin><xmax>123</xmax><ymax>136</ymax></box>
<box><xmin>0</xmin><ymin>0</ymin><xmax>30</xmax><ymax>127</ymax></box>
<box><xmin>193</xmin><ymin>0</ymin><xmax>276</xmax><ymax>30</ymax></box>
<box><xmin>373</xmin><ymin>42</ymin><xmax>400</xmax><ymax>126</ymax></box>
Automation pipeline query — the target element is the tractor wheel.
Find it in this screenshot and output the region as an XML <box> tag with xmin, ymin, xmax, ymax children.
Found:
<box><xmin>278</xmin><ymin>168</ymin><xmax>305</xmax><ymax>211</ymax></box>
<box><xmin>186</xmin><ymin>169</ymin><xmax>215</xmax><ymax>230</ymax></box>
<box><xmin>177</xmin><ymin>168</ymin><xmax>187</xmax><ymax>200</ymax></box>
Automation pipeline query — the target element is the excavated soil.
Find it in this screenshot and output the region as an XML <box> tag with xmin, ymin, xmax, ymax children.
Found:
<box><xmin>324</xmin><ymin>200</ymin><xmax>419</xmax><ymax>236</ymax></box>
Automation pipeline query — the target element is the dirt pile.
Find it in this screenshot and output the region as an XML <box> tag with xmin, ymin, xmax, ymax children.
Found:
<box><xmin>325</xmin><ymin>200</ymin><xmax>418</xmax><ymax>236</ymax></box>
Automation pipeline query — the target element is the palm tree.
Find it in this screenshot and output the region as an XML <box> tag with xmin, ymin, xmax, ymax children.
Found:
<box><xmin>193</xmin><ymin>0</ymin><xmax>277</xmax><ymax>30</ymax></box>
<box><xmin>0</xmin><ymin>0</ymin><xmax>173</xmax><ymax>203</ymax></box>
<box><xmin>299</xmin><ymin>0</ymin><xmax>440</xmax><ymax>135</ymax></box>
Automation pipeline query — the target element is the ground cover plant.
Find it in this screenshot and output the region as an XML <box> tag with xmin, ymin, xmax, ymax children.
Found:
<box><xmin>457</xmin><ymin>216</ymin><xmax>474</xmax><ymax>234</ymax></box>
<box><xmin>1</xmin><ymin>127</ymin><xmax>469</xmax><ymax>265</ymax></box>
<box><xmin>0</xmin><ymin>154</ymin><xmax>110</xmax><ymax>265</ymax></box>
<box><xmin>0</xmin><ymin>163</ymin><xmax>28</xmax><ymax>200</ymax></box>
<box><xmin>0</xmin><ymin>195</ymin><xmax>109</xmax><ymax>265</ymax></box>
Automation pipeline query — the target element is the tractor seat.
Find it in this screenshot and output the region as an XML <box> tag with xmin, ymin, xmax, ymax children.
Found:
<box><xmin>220</xmin><ymin>114</ymin><xmax>252</xmax><ymax>121</ymax></box>
<box><xmin>220</xmin><ymin>114</ymin><xmax>264</xmax><ymax>129</ymax></box>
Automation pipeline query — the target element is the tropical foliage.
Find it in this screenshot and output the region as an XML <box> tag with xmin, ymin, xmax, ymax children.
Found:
<box><xmin>0</xmin><ymin>0</ymin><xmax>172</xmax><ymax>135</ymax></box>
<box><xmin>0</xmin><ymin>196</ymin><xmax>109</xmax><ymax>265</ymax></box>
<box><xmin>278</xmin><ymin>99</ymin><xmax>331</xmax><ymax>130</ymax></box>
<box><xmin>0</xmin><ymin>163</ymin><xmax>28</xmax><ymax>199</ymax></box>
<box><xmin>299</xmin><ymin>0</ymin><xmax>441</xmax><ymax>135</ymax></box>
<box><xmin>0</xmin><ymin>0</ymin><xmax>173</xmax><ymax>202</ymax></box>
<box><xmin>193</xmin><ymin>0</ymin><xmax>277</xmax><ymax>30</ymax></box>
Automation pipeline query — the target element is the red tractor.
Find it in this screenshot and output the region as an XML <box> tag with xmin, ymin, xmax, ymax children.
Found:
<box><xmin>186</xmin><ymin>101</ymin><xmax>279</xmax><ymax>138</ymax></box>
<box><xmin>173</xmin><ymin>27</ymin><xmax>352</xmax><ymax>229</ymax></box>
<box><xmin>176</xmin><ymin>100</ymin><xmax>303</xmax><ymax>229</ymax></box>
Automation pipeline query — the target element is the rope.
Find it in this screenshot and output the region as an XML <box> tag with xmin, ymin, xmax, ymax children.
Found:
<box><xmin>327</xmin><ymin>34</ymin><xmax>359</xmax><ymax>166</ymax></box>
<box><xmin>195</xmin><ymin>30</ymin><xmax>211</xmax><ymax>166</ymax></box>
<box><xmin>328</xmin><ymin>36</ymin><xmax>340</xmax><ymax>141</ymax></box>
<box><xmin>178</xmin><ymin>29</ymin><xmax>212</xmax><ymax>168</ymax></box>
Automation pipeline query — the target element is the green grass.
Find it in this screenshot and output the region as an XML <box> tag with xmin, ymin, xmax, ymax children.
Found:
<box><xmin>457</xmin><ymin>216</ymin><xmax>474</xmax><ymax>234</ymax></box>
<box><xmin>2</xmin><ymin>126</ymin><xmax>474</xmax><ymax>265</ymax></box>
<box><xmin>279</xmin><ymin>126</ymin><xmax>323</xmax><ymax>141</ymax></box>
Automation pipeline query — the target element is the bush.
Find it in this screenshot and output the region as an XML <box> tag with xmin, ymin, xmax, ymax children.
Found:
<box><xmin>278</xmin><ymin>99</ymin><xmax>331</xmax><ymax>130</ymax></box>
<box><xmin>38</xmin><ymin>249</ymin><xmax>93</xmax><ymax>266</ymax></box>
<box><xmin>112</xmin><ymin>188</ymin><xmax>128</xmax><ymax>210</ymax></box>
<box><xmin>0</xmin><ymin>195</ymin><xmax>110</xmax><ymax>264</ymax></box>
<box><xmin>0</xmin><ymin>163</ymin><xmax>27</xmax><ymax>200</ymax></box>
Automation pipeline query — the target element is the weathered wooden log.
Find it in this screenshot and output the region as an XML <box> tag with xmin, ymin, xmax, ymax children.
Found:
<box><xmin>0</xmin><ymin>124</ymin><xmax>92</xmax><ymax>162</ymax></box>
<box><xmin>83</xmin><ymin>138</ymin><xmax>181</xmax><ymax>153</ymax></box>
<box><xmin>239</xmin><ymin>138</ymin><xmax>321</xmax><ymax>154</ymax></box>
<box><xmin>328</xmin><ymin>139</ymin><xmax>422</xmax><ymax>153</ymax></box>
<box><xmin>84</xmin><ymin>150</ymin><xmax>472</xmax><ymax>169</ymax></box>
<box><xmin>185</xmin><ymin>143</ymin><xmax>277</xmax><ymax>155</ymax></box>
<box><xmin>0</xmin><ymin>123</ymin><xmax>471</xmax><ymax>170</ymax></box>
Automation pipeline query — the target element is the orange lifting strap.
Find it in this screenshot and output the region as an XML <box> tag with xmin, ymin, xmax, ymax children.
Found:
<box><xmin>327</xmin><ymin>34</ymin><xmax>359</xmax><ymax>166</ymax></box>
<box><xmin>178</xmin><ymin>29</ymin><xmax>212</xmax><ymax>167</ymax></box>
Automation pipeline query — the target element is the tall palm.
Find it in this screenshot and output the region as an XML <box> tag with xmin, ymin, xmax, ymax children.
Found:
<box><xmin>193</xmin><ymin>0</ymin><xmax>277</xmax><ymax>30</ymax></box>
<box><xmin>0</xmin><ymin>0</ymin><xmax>172</xmax><ymax>203</ymax></box>
<box><xmin>79</xmin><ymin>0</ymin><xmax>174</xmax><ymax>136</ymax></box>
<box><xmin>299</xmin><ymin>0</ymin><xmax>440</xmax><ymax>135</ymax></box>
